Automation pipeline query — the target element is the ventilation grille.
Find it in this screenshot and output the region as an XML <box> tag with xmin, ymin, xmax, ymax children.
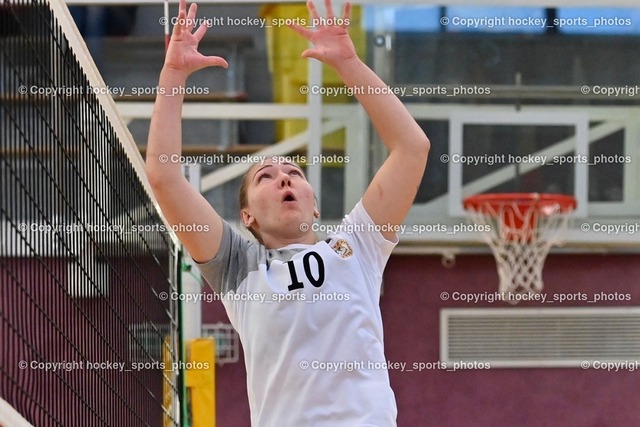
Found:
<box><xmin>202</xmin><ymin>323</ymin><xmax>240</xmax><ymax>365</ymax></box>
<box><xmin>129</xmin><ymin>322</ymin><xmax>239</xmax><ymax>366</ymax></box>
<box><xmin>441</xmin><ymin>308</ymin><xmax>640</xmax><ymax>368</ymax></box>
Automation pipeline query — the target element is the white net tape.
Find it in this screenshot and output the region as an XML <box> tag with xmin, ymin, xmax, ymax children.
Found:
<box><xmin>0</xmin><ymin>398</ymin><xmax>34</xmax><ymax>427</ymax></box>
<box><xmin>465</xmin><ymin>195</ymin><xmax>574</xmax><ymax>303</ymax></box>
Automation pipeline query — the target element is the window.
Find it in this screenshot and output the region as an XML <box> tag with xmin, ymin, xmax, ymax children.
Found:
<box><xmin>556</xmin><ymin>7</ymin><xmax>640</xmax><ymax>35</ymax></box>
<box><xmin>443</xmin><ymin>6</ymin><xmax>546</xmax><ymax>34</ymax></box>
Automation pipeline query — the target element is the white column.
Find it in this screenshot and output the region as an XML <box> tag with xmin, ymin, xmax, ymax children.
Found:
<box><xmin>181</xmin><ymin>164</ymin><xmax>202</xmax><ymax>340</ymax></box>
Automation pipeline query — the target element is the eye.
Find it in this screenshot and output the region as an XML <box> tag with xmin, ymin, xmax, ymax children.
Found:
<box><xmin>289</xmin><ymin>169</ymin><xmax>303</xmax><ymax>177</ymax></box>
<box><xmin>257</xmin><ymin>172</ymin><xmax>271</xmax><ymax>182</ymax></box>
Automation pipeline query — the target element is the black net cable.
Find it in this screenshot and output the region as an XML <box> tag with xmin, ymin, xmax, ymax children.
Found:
<box><xmin>1</xmin><ymin>31</ymin><xmax>165</xmax><ymax>373</ymax></box>
<box><xmin>0</xmin><ymin>238</ymin><xmax>156</xmax><ymax>426</ymax></box>
<box><xmin>2</xmin><ymin>5</ymin><xmax>172</xmax><ymax>283</ymax></box>
<box><xmin>1</xmin><ymin>0</ymin><xmax>180</xmax><ymax>425</ymax></box>
<box><xmin>3</xmin><ymin>78</ymin><xmax>172</xmax><ymax>336</ymax></box>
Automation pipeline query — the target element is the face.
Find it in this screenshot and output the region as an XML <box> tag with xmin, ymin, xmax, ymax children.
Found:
<box><xmin>241</xmin><ymin>158</ymin><xmax>316</xmax><ymax>241</ymax></box>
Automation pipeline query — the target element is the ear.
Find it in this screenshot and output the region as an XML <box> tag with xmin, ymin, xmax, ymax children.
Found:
<box><xmin>313</xmin><ymin>194</ymin><xmax>319</xmax><ymax>219</ymax></box>
<box><xmin>241</xmin><ymin>209</ymin><xmax>254</xmax><ymax>228</ymax></box>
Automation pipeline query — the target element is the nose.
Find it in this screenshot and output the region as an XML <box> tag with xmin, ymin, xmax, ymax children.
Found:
<box><xmin>278</xmin><ymin>171</ymin><xmax>291</xmax><ymax>188</ymax></box>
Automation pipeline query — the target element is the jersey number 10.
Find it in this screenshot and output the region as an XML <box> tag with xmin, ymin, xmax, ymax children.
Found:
<box><xmin>285</xmin><ymin>251</ymin><xmax>325</xmax><ymax>291</ymax></box>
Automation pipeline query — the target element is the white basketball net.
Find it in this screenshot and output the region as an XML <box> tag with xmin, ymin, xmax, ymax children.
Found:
<box><xmin>465</xmin><ymin>196</ymin><xmax>574</xmax><ymax>304</ymax></box>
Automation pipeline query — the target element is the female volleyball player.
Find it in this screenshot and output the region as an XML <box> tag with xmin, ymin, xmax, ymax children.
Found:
<box><xmin>146</xmin><ymin>0</ymin><xmax>429</xmax><ymax>425</ymax></box>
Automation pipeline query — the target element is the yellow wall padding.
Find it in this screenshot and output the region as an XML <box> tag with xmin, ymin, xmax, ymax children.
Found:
<box><xmin>163</xmin><ymin>336</ymin><xmax>174</xmax><ymax>427</ymax></box>
<box><xmin>261</xmin><ymin>4</ymin><xmax>366</xmax><ymax>151</ymax></box>
<box><xmin>186</xmin><ymin>338</ymin><xmax>216</xmax><ymax>427</ymax></box>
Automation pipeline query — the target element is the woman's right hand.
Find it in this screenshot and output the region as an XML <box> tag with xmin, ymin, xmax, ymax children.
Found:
<box><xmin>164</xmin><ymin>0</ymin><xmax>228</xmax><ymax>78</ymax></box>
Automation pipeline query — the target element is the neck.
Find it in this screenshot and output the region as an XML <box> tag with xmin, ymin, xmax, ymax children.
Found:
<box><xmin>259</xmin><ymin>230</ymin><xmax>317</xmax><ymax>249</ymax></box>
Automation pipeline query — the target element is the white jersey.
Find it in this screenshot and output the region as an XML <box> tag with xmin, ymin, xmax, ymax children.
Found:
<box><xmin>197</xmin><ymin>200</ymin><xmax>398</xmax><ymax>426</ymax></box>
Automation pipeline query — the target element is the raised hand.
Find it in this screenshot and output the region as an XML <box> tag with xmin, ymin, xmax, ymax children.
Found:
<box><xmin>164</xmin><ymin>0</ymin><xmax>228</xmax><ymax>77</ymax></box>
<box><xmin>290</xmin><ymin>0</ymin><xmax>357</xmax><ymax>71</ymax></box>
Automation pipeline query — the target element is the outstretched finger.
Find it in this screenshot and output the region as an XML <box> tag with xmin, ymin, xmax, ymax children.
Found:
<box><xmin>193</xmin><ymin>19</ymin><xmax>211</xmax><ymax>42</ymax></box>
<box><xmin>341</xmin><ymin>1</ymin><xmax>351</xmax><ymax>27</ymax></box>
<box><xmin>324</xmin><ymin>0</ymin><xmax>335</xmax><ymax>19</ymax></box>
<box><xmin>172</xmin><ymin>9</ymin><xmax>186</xmax><ymax>38</ymax></box>
<box><xmin>288</xmin><ymin>23</ymin><xmax>315</xmax><ymax>40</ymax></box>
<box><xmin>306</xmin><ymin>0</ymin><xmax>321</xmax><ymax>25</ymax></box>
<box><xmin>179</xmin><ymin>0</ymin><xmax>187</xmax><ymax>17</ymax></box>
<box><xmin>186</xmin><ymin>3</ymin><xmax>197</xmax><ymax>33</ymax></box>
<box><xmin>300</xmin><ymin>48</ymin><xmax>322</xmax><ymax>62</ymax></box>
<box><xmin>203</xmin><ymin>55</ymin><xmax>229</xmax><ymax>69</ymax></box>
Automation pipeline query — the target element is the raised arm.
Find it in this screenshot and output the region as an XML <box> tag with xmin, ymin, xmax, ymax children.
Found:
<box><xmin>291</xmin><ymin>0</ymin><xmax>430</xmax><ymax>240</ymax></box>
<box><xmin>146</xmin><ymin>0</ymin><xmax>228</xmax><ymax>262</ymax></box>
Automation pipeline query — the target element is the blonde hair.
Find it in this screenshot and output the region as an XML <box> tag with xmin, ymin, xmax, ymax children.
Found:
<box><xmin>239</xmin><ymin>163</ymin><xmax>262</xmax><ymax>243</ymax></box>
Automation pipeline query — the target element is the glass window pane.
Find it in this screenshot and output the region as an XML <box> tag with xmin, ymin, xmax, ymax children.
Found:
<box><xmin>395</xmin><ymin>6</ymin><xmax>441</xmax><ymax>32</ymax></box>
<box><xmin>363</xmin><ymin>6</ymin><xmax>441</xmax><ymax>32</ymax></box>
<box><xmin>444</xmin><ymin>6</ymin><xmax>546</xmax><ymax>34</ymax></box>
<box><xmin>556</xmin><ymin>8</ymin><xmax>640</xmax><ymax>35</ymax></box>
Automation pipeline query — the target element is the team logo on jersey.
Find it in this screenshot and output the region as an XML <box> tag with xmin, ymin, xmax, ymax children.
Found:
<box><xmin>331</xmin><ymin>239</ymin><xmax>353</xmax><ymax>258</ymax></box>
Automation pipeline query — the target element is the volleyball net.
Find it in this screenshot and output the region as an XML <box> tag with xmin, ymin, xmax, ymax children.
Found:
<box><xmin>1</xmin><ymin>1</ymin><xmax>180</xmax><ymax>425</ymax></box>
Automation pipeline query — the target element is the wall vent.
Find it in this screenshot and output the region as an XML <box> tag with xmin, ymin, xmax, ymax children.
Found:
<box><xmin>441</xmin><ymin>308</ymin><xmax>640</xmax><ymax>368</ymax></box>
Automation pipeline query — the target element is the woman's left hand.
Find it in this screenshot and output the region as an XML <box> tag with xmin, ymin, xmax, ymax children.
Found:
<box><xmin>289</xmin><ymin>0</ymin><xmax>358</xmax><ymax>72</ymax></box>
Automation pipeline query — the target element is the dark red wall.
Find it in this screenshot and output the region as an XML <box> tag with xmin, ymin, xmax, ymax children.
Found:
<box><xmin>1</xmin><ymin>257</ymin><xmax>170</xmax><ymax>426</ymax></box>
<box><xmin>204</xmin><ymin>253</ymin><xmax>640</xmax><ymax>427</ymax></box>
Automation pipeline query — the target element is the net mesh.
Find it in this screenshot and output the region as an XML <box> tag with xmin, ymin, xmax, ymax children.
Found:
<box><xmin>464</xmin><ymin>194</ymin><xmax>575</xmax><ymax>303</ymax></box>
<box><xmin>1</xmin><ymin>1</ymin><xmax>179</xmax><ymax>425</ymax></box>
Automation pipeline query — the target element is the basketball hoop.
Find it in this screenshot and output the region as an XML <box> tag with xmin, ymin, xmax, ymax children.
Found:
<box><xmin>463</xmin><ymin>193</ymin><xmax>576</xmax><ymax>303</ymax></box>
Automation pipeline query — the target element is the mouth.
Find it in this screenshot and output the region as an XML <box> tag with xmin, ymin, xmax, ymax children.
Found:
<box><xmin>282</xmin><ymin>191</ymin><xmax>296</xmax><ymax>203</ymax></box>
